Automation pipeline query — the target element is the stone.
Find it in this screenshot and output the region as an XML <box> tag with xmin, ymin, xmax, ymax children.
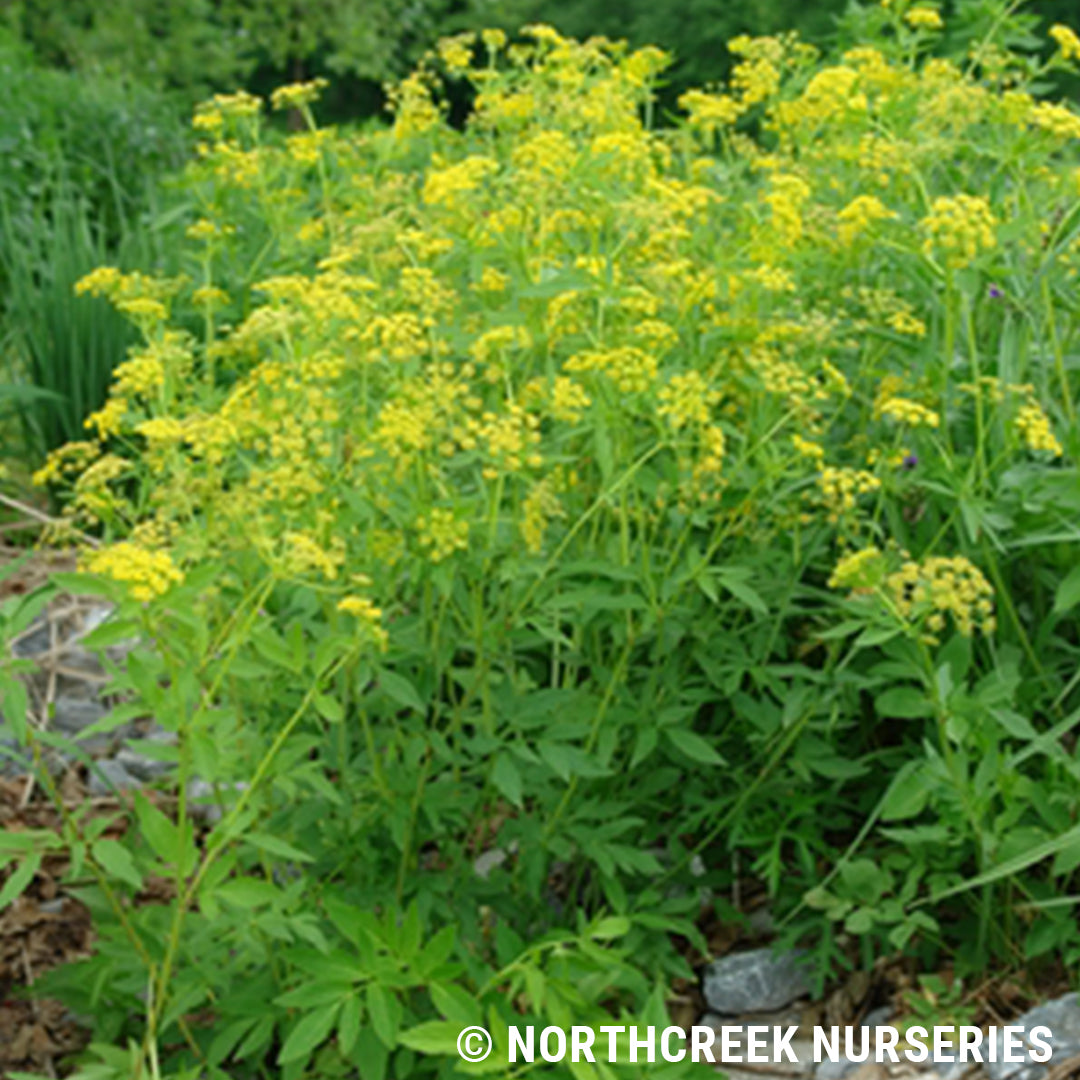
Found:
<box><xmin>703</xmin><ymin>947</ymin><xmax>811</xmax><ymax>1015</ymax></box>
<box><xmin>848</xmin><ymin>1066</ymin><xmax>887</xmax><ymax>1080</ymax></box>
<box><xmin>89</xmin><ymin>759</ymin><xmax>141</xmax><ymax>796</ymax></box>
<box><xmin>986</xmin><ymin>993</ymin><xmax>1080</xmax><ymax>1080</ymax></box>
<box><xmin>863</xmin><ymin>1008</ymin><xmax>894</xmax><ymax>1029</ymax></box>
<box><xmin>474</xmin><ymin>847</ymin><xmax>509</xmax><ymax>879</ymax></box>
<box><xmin>115</xmin><ymin>748</ymin><xmax>173</xmax><ymax>782</ymax></box>
<box><xmin>115</xmin><ymin>729</ymin><xmax>177</xmax><ymax>782</ymax></box>
<box><xmin>10</xmin><ymin>620</ymin><xmax>53</xmax><ymax>658</ymax></box>
<box><xmin>51</xmin><ymin>697</ymin><xmax>108</xmax><ymax>735</ymax></box>
<box><xmin>816</xmin><ymin>1055</ymin><xmax>864</xmax><ymax>1080</ymax></box>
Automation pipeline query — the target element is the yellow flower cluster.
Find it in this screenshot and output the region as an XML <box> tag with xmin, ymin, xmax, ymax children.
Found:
<box><xmin>905</xmin><ymin>7</ymin><xmax>944</xmax><ymax>31</ymax></box>
<box><xmin>1015</xmin><ymin>402</ymin><xmax>1063</xmax><ymax>456</ymax></box>
<box><xmin>416</xmin><ymin>509</ymin><xmax>469</xmax><ymax>562</ymax></box>
<box><xmin>828</xmin><ymin>545</ymin><xmax>884</xmax><ymax>590</ymax></box>
<box><xmin>337</xmin><ymin>594</ymin><xmax>389</xmax><ymax>650</ymax></box>
<box><xmin>877</xmin><ymin>396</ymin><xmax>940</xmax><ymax>428</ymax></box>
<box><xmin>818</xmin><ymin>467</ymin><xmax>881</xmax><ymax>522</ymax></box>
<box><xmin>886</xmin><ymin>555</ymin><xmax>995</xmax><ymax>638</ymax></box>
<box><xmin>82</xmin><ymin>543</ymin><xmax>184</xmax><ymax>603</ymax></box>
<box><xmin>565</xmin><ymin>346</ymin><xmax>659</xmax><ymax>394</ymax></box>
<box><xmin>836</xmin><ymin>194</ymin><xmax>895</xmax><ymax>245</ymax></box>
<box><xmin>1050</xmin><ymin>25</ymin><xmax>1080</xmax><ymax>63</ymax></box>
<box><xmin>271</xmin><ymin>79</ymin><xmax>329</xmax><ymax>112</ymax></box>
<box><xmin>657</xmin><ymin>372</ymin><xmax>720</xmax><ymax>430</ymax></box>
<box><xmin>921</xmin><ymin>195</ymin><xmax>997</xmax><ymax>269</ymax></box>
<box><xmin>37</xmin><ymin>23</ymin><xmax>1073</xmax><ymax>668</ymax></box>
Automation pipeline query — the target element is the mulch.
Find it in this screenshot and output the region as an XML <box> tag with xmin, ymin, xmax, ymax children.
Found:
<box><xmin>0</xmin><ymin>774</ymin><xmax>95</xmax><ymax>1079</ymax></box>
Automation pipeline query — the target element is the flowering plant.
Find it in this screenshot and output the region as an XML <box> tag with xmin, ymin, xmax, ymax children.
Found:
<box><xmin>6</xmin><ymin>6</ymin><xmax>1080</xmax><ymax>1077</ymax></box>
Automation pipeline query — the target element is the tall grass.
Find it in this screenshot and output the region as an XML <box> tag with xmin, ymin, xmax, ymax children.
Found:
<box><xmin>0</xmin><ymin>184</ymin><xmax>143</xmax><ymax>458</ymax></box>
<box><xmin>0</xmin><ymin>31</ymin><xmax>187</xmax><ymax>468</ymax></box>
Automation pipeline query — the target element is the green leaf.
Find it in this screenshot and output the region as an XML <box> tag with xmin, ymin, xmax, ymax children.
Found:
<box><xmin>1</xmin><ymin>678</ymin><xmax>29</xmax><ymax>742</ymax></box>
<box><xmin>354</xmin><ymin>1028</ymin><xmax>390</xmax><ymax>1080</ymax></box>
<box><xmin>630</xmin><ymin>726</ymin><xmax>657</xmax><ymax>768</ymax></box>
<box><xmin>924</xmin><ymin>821</ymin><xmax>1080</xmax><ymax>905</ymax></box>
<box><xmin>208</xmin><ymin>1017</ymin><xmax>258</xmax><ymax>1067</ymax></box>
<box><xmin>91</xmin><ymin>839</ymin><xmax>143</xmax><ymax>890</ymax></box>
<box><xmin>48</xmin><ymin>572</ymin><xmax>119</xmax><ymax>599</ymax></box>
<box><xmin>716</xmin><ymin>572</ymin><xmax>768</xmax><ymax>614</ymax></box>
<box><xmin>398</xmin><ymin>1020</ymin><xmax>462</xmax><ymax>1055</ymax></box>
<box><xmin>664</xmin><ymin>726</ymin><xmax>725</xmax><ymax>765</ymax></box>
<box><xmin>855</xmin><ymin>625</ymin><xmax>901</xmax><ymax>648</ymax></box>
<box><xmin>590</xmin><ymin>915</ymin><xmax>631</xmax><ymax>939</ymax></box>
<box><xmin>134</xmin><ymin>794</ymin><xmax>194</xmax><ymax>874</ymax></box>
<box><xmin>245</xmin><ymin>832</ymin><xmax>316</xmax><ymax>863</ymax></box>
<box><xmin>277</xmin><ymin>1002</ymin><xmax>340</xmax><ymax>1065</ymax></box>
<box><xmin>378</xmin><ymin>670</ymin><xmax>426</xmax><ymax>714</ymax></box>
<box><xmin>876</xmin><ymin>686</ymin><xmax>932</xmax><ymax>719</ymax></box>
<box><xmin>215</xmin><ymin>877</ymin><xmax>280</xmax><ymax>909</ymax></box>
<box><xmin>429</xmin><ymin>982</ymin><xmax>482</xmax><ymax>1025</ymax></box>
<box><xmin>314</xmin><ymin>692</ymin><xmax>344</xmax><ymax>724</ymax></box>
<box><xmin>80</xmin><ymin>617</ymin><xmax>140</xmax><ymax>650</ymax></box>
<box><xmin>338</xmin><ymin>994</ymin><xmax>362</xmax><ymax>1055</ymax></box>
<box><xmin>0</xmin><ymin>852</ymin><xmax>40</xmax><ymax>909</ymax></box>
<box><xmin>844</xmin><ymin>907</ymin><xmax>876</xmax><ymax>934</ymax></box>
<box><xmin>880</xmin><ymin>764</ymin><xmax>930</xmax><ymax>822</ymax></box>
<box><xmin>1053</xmin><ymin>564</ymin><xmax>1080</xmax><ymax>615</ymax></box>
<box><xmin>366</xmin><ymin>984</ymin><xmax>400</xmax><ymax>1049</ymax></box>
<box><xmin>491</xmin><ymin>753</ymin><xmax>523</xmax><ymax>808</ymax></box>
<box><xmin>415</xmin><ymin>926</ymin><xmax>457</xmax><ymax>975</ymax></box>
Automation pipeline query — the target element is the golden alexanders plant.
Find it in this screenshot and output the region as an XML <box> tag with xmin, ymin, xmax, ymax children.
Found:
<box><xmin>5</xmin><ymin>6</ymin><xmax>1080</xmax><ymax>1077</ymax></box>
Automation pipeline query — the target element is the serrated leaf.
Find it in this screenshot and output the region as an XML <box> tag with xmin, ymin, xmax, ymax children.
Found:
<box><xmin>338</xmin><ymin>994</ymin><xmax>362</xmax><ymax>1055</ymax></box>
<box><xmin>314</xmin><ymin>692</ymin><xmax>344</xmax><ymax>724</ymax></box>
<box><xmin>245</xmin><ymin>832</ymin><xmax>315</xmax><ymax>863</ymax></box>
<box><xmin>491</xmin><ymin>753</ymin><xmax>523</xmax><ymax>807</ymax></box>
<box><xmin>429</xmin><ymin>982</ymin><xmax>481</xmax><ymax>1025</ymax></box>
<box><xmin>664</xmin><ymin>726</ymin><xmax>725</xmax><ymax>765</ymax></box>
<box><xmin>880</xmin><ymin>763</ymin><xmax>930</xmax><ymax>822</ymax></box>
<box><xmin>277</xmin><ymin>1002</ymin><xmax>339</xmax><ymax>1065</ymax></box>
<box><xmin>590</xmin><ymin>915</ymin><xmax>631</xmax><ymax>939</ymax></box>
<box><xmin>1054</xmin><ymin>565</ymin><xmax>1080</xmax><ymax>615</ymax></box>
<box><xmin>367</xmin><ymin>984</ymin><xmax>400</xmax><ymax>1049</ymax></box>
<box><xmin>91</xmin><ymin>840</ymin><xmax>142</xmax><ymax>890</ymax></box>
<box><xmin>0</xmin><ymin>853</ymin><xmax>40</xmax><ymax>909</ymax></box>
<box><xmin>378</xmin><ymin>670</ymin><xmax>425</xmax><ymax>714</ymax></box>
<box><xmin>398</xmin><ymin>1020</ymin><xmax>462</xmax><ymax>1055</ymax></box>
<box><xmin>416</xmin><ymin>926</ymin><xmax>457</xmax><ymax>975</ymax></box>
<box><xmin>717</xmin><ymin>573</ymin><xmax>768</xmax><ymax>614</ymax></box>
<box><xmin>876</xmin><ymin>686</ymin><xmax>932</xmax><ymax>719</ymax></box>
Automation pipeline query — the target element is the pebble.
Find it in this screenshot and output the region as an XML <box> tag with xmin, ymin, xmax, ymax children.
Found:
<box><xmin>986</xmin><ymin>993</ymin><xmax>1080</xmax><ymax>1080</ymax></box>
<box><xmin>88</xmin><ymin>759</ymin><xmax>140</xmax><ymax>796</ymax></box>
<box><xmin>703</xmin><ymin>947</ymin><xmax>811</xmax><ymax>1015</ymax></box>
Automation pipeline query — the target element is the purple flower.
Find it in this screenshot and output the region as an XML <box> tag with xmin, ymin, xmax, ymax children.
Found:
<box><xmin>988</xmin><ymin>285</ymin><xmax>1003</xmax><ymax>299</ymax></box>
<box><xmin>902</xmin><ymin>453</ymin><xmax>919</xmax><ymax>470</ymax></box>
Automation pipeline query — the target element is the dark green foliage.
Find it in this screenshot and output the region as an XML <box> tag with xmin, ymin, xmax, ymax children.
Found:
<box><xmin>0</xmin><ymin>33</ymin><xmax>186</xmax><ymax>460</ymax></box>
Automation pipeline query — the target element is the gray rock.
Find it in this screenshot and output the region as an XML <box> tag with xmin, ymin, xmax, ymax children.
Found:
<box><xmin>89</xmin><ymin>759</ymin><xmax>141</xmax><ymax>796</ymax></box>
<box><xmin>816</xmin><ymin>1054</ymin><xmax>865</xmax><ymax>1080</ymax></box>
<box><xmin>52</xmin><ymin>697</ymin><xmax>108</xmax><ymax>735</ymax></box>
<box><xmin>703</xmin><ymin>947</ymin><xmax>811</xmax><ymax>1015</ymax></box>
<box><xmin>474</xmin><ymin>847</ymin><xmax>509</xmax><ymax>879</ymax></box>
<box><xmin>863</xmin><ymin>1007</ymin><xmax>894</xmax><ymax>1029</ymax></box>
<box><xmin>10</xmin><ymin>621</ymin><xmax>53</xmax><ymax>658</ymax></box>
<box><xmin>986</xmin><ymin>993</ymin><xmax>1080</xmax><ymax>1080</ymax></box>
<box><xmin>116</xmin><ymin>732</ymin><xmax>176</xmax><ymax>781</ymax></box>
